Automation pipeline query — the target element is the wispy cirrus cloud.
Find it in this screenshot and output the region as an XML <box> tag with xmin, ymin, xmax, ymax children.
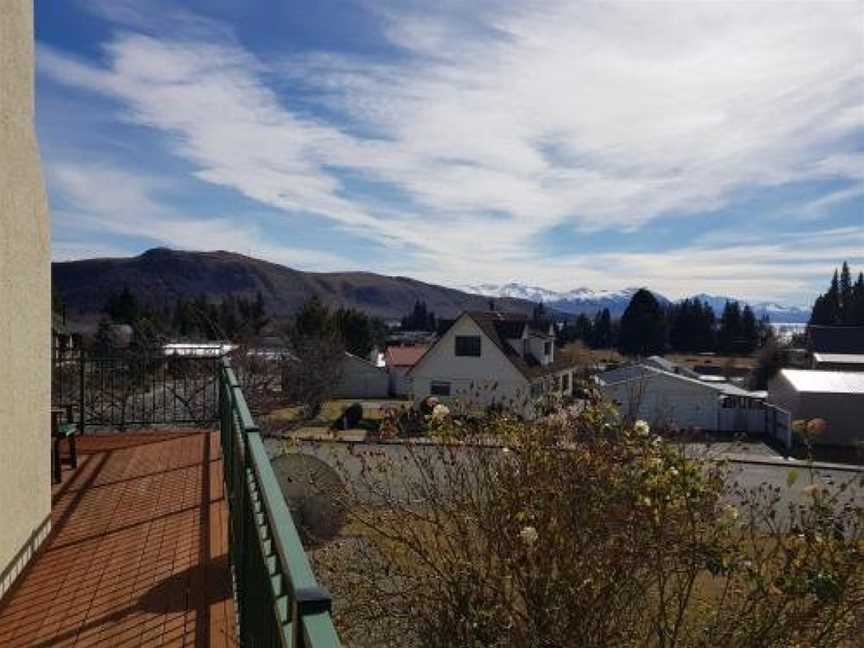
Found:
<box><xmin>38</xmin><ymin>0</ymin><xmax>864</xmax><ymax>302</ymax></box>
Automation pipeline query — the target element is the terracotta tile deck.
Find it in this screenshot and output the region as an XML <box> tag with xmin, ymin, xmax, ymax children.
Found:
<box><xmin>0</xmin><ymin>431</ymin><xmax>236</xmax><ymax>647</ymax></box>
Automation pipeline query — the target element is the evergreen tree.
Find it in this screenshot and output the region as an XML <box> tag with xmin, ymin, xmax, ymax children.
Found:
<box><xmin>93</xmin><ymin>318</ymin><xmax>114</xmax><ymax>354</ymax></box>
<box><xmin>853</xmin><ymin>273</ymin><xmax>864</xmax><ymax>326</ymax></box>
<box><xmin>839</xmin><ymin>262</ymin><xmax>853</xmax><ymax>323</ymax></box>
<box><xmin>618</xmin><ymin>290</ymin><xmax>665</xmax><ymax>356</ymax></box>
<box><xmin>808</xmin><ymin>263</ymin><xmax>864</xmax><ymax>327</ymax></box>
<box><xmin>717</xmin><ymin>301</ymin><xmax>742</xmax><ymax>353</ymax></box>
<box><xmin>333</xmin><ymin>307</ymin><xmax>375</xmax><ymax>357</ymax></box>
<box><xmin>739</xmin><ymin>305</ymin><xmax>759</xmax><ymax>354</ymax></box>
<box><xmin>293</xmin><ymin>297</ymin><xmax>334</xmax><ymax>340</ymax></box>
<box><xmin>591</xmin><ymin>309</ymin><xmax>613</xmax><ymax>349</ymax></box>
<box><xmin>401</xmin><ymin>300</ymin><xmax>436</xmax><ymax>331</ymax></box>
<box><xmin>105</xmin><ymin>285</ymin><xmax>140</xmax><ymax>324</ymax></box>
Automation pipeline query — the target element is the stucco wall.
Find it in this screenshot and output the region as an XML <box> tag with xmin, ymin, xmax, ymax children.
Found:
<box><xmin>410</xmin><ymin>315</ymin><xmax>530</xmax><ymax>410</ymax></box>
<box><xmin>0</xmin><ymin>1</ymin><xmax>52</xmax><ymax>599</ymax></box>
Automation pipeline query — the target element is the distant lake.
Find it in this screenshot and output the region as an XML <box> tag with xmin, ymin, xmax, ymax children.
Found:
<box><xmin>769</xmin><ymin>322</ymin><xmax>807</xmax><ymax>341</ymax></box>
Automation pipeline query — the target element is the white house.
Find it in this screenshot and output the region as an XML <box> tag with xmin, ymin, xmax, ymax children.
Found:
<box><xmin>598</xmin><ymin>363</ymin><xmax>776</xmax><ymax>435</ymax></box>
<box><xmin>408</xmin><ymin>311</ymin><xmax>577</xmax><ymax>416</ymax></box>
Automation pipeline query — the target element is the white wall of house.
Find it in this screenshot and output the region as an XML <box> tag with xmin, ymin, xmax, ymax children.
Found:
<box><xmin>601</xmin><ymin>373</ymin><xmax>721</xmax><ymax>431</ymax></box>
<box><xmin>528</xmin><ymin>335</ymin><xmax>553</xmax><ymax>367</ymax></box>
<box><xmin>0</xmin><ymin>0</ymin><xmax>52</xmax><ymax>600</ymax></box>
<box><xmin>333</xmin><ymin>354</ymin><xmax>390</xmax><ymax>399</ymax></box>
<box><xmin>410</xmin><ymin>315</ymin><xmax>530</xmax><ymax>410</ymax></box>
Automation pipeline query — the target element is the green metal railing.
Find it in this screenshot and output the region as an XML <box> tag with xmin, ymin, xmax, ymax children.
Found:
<box><xmin>219</xmin><ymin>358</ymin><xmax>341</xmax><ymax>647</ymax></box>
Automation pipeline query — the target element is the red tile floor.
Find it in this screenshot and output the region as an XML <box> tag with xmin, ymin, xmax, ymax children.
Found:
<box><xmin>0</xmin><ymin>431</ymin><xmax>236</xmax><ymax>647</ymax></box>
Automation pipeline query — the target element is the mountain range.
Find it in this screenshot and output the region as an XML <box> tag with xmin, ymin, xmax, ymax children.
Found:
<box><xmin>461</xmin><ymin>283</ymin><xmax>811</xmax><ymax>323</ymax></box>
<box><xmin>52</xmin><ymin>248</ymin><xmax>811</xmax><ymax>327</ymax></box>
<box><xmin>52</xmin><ymin>248</ymin><xmax>551</xmax><ymax>323</ymax></box>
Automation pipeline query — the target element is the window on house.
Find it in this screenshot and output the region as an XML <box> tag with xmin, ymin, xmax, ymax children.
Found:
<box><xmin>455</xmin><ymin>335</ymin><xmax>481</xmax><ymax>357</ymax></box>
<box><xmin>430</xmin><ymin>381</ymin><xmax>451</xmax><ymax>396</ymax></box>
<box><xmin>544</xmin><ymin>341</ymin><xmax>552</xmax><ymax>355</ymax></box>
<box><xmin>561</xmin><ymin>372</ymin><xmax>570</xmax><ymax>392</ymax></box>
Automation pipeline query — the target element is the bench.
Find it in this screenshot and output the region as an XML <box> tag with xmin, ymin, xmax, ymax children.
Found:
<box><xmin>51</xmin><ymin>405</ymin><xmax>78</xmax><ymax>484</ymax></box>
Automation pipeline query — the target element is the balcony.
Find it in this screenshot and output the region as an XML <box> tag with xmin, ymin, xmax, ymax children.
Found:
<box><xmin>0</xmin><ymin>357</ymin><xmax>340</xmax><ymax>647</ymax></box>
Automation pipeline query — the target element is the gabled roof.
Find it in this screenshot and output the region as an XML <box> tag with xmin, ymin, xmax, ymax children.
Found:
<box><xmin>809</xmin><ymin>326</ymin><xmax>864</xmax><ymax>354</ymax></box>
<box><xmin>598</xmin><ymin>364</ymin><xmax>760</xmax><ymax>398</ymax></box>
<box><xmin>643</xmin><ymin>355</ymin><xmax>700</xmax><ymax>379</ymax></box>
<box><xmin>456</xmin><ymin>311</ymin><xmax>573</xmax><ymax>380</ymax></box>
<box><xmin>384</xmin><ymin>345</ymin><xmax>429</xmax><ymax>367</ymax></box>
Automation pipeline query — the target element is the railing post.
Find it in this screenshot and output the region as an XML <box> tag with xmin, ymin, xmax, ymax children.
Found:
<box><xmin>78</xmin><ymin>351</ymin><xmax>85</xmax><ymax>435</ymax></box>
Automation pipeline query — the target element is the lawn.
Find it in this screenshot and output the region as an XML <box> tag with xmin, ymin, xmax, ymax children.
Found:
<box><xmin>263</xmin><ymin>397</ymin><xmax>413</xmax><ymax>440</ymax></box>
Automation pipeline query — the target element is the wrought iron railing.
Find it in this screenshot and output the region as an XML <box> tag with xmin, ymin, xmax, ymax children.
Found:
<box><xmin>52</xmin><ymin>349</ymin><xmax>221</xmax><ymax>430</ymax></box>
<box><xmin>219</xmin><ymin>357</ymin><xmax>341</xmax><ymax>647</ymax></box>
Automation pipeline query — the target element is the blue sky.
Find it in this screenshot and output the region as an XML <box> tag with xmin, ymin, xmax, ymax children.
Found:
<box><xmin>36</xmin><ymin>0</ymin><xmax>864</xmax><ymax>305</ymax></box>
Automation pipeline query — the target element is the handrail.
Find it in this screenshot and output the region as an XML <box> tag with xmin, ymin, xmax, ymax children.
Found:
<box><xmin>219</xmin><ymin>357</ymin><xmax>341</xmax><ymax>647</ymax></box>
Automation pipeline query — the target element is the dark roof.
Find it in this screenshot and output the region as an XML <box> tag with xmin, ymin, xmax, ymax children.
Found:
<box><xmin>809</xmin><ymin>326</ymin><xmax>864</xmax><ymax>354</ymax></box>
<box><xmin>466</xmin><ymin>311</ymin><xmax>571</xmax><ymax>379</ymax></box>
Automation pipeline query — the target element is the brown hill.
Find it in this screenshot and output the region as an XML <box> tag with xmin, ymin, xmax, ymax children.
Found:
<box><xmin>52</xmin><ymin>247</ymin><xmax>548</xmax><ymax>321</ymax></box>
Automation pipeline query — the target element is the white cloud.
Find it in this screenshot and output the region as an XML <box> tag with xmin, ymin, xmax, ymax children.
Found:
<box><xmin>49</xmin><ymin>163</ymin><xmax>354</xmax><ymax>270</ymax></box>
<box><xmin>39</xmin><ymin>1</ymin><xmax>864</xmax><ymax>301</ymax></box>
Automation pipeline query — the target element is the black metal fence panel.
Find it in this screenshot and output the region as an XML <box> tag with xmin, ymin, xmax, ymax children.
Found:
<box><xmin>52</xmin><ymin>348</ymin><xmax>221</xmax><ymax>430</ymax></box>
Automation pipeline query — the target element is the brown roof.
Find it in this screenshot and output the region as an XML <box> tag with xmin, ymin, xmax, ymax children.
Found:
<box><xmin>384</xmin><ymin>345</ymin><xmax>429</xmax><ymax>367</ymax></box>
<box><xmin>465</xmin><ymin>311</ymin><xmax>569</xmax><ymax>380</ymax></box>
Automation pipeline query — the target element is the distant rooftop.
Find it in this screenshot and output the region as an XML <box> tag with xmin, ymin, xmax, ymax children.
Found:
<box><xmin>813</xmin><ymin>353</ymin><xmax>864</xmax><ymax>365</ymax></box>
<box><xmin>384</xmin><ymin>345</ymin><xmax>429</xmax><ymax>367</ymax></box>
<box><xmin>779</xmin><ymin>369</ymin><xmax>864</xmax><ymax>395</ymax></box>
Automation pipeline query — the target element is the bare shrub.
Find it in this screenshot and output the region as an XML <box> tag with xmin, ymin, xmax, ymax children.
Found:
<box><xmin>313</xmin><ymin>392</ymin><xmax>864</xmax><ymax>648</ymax></box>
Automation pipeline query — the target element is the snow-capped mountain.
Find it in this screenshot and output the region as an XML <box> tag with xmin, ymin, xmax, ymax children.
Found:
<box><xmin>689</xmin><ymin>294</ymin><xmax>810</xmax><ymax>324</ymax></box>
<box><xmin>461</xmin><ymin>284</ymin><xmax>660</xmax><ymax>317</ymax></box>
<box><xmin>460</xmin><ymin>283</ymin><xmax>810</xmax><ymax>322</ymax></box>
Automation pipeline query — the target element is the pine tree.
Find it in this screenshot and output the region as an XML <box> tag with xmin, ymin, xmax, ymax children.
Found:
<box><xmin>740</xmin><ymin>305</ymin><xmax>759</xmax><ymax>354</ymax></box>
<box><xmin>839</xmin><ymin>262</ymin><xmax>853</xmax><ymax>324</ymax></box>
<box><xmin>853</xmin><ymin>273</ymin><xmax>864</xmax><ymax>325</ymax></box>
<box><xmin>591</xmin><ymin>309</ymin><xmax>613</xmax><ymax>349</ymax></box>
<box><xmin>618</xmin><ymin>290</ymin><xmax>665</xmax><ymax>356</ymax></box>
<box><xmin>718</xmin><ymin>301</ymin><xmax>742</xmax><ymax>353</ymax></box>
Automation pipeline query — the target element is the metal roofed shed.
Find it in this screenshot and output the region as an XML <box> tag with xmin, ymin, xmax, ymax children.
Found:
<box><xmin>812</xmin><ymin>352</ymin><xmax>864</xmax><ymax>372</ymax></box>
<box><xmin>767</xmin><ymin>369</ymin><xmax>864</xmax><ymax>447</ymax></box>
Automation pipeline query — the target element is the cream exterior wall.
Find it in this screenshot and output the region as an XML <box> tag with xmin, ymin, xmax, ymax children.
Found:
<box><xmin>0</xmin><ymin>1</ymin><xmax>52</xmax><ymax>599</ymax></box>
<box><xmin>410</xmin><ymin>315</ymin><xmax>531</xmax><ymax>411</ymax></box>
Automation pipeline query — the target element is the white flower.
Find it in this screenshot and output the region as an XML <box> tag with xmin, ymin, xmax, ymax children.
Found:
<box><xmin>722</xmin><ymin>504</ymin><xmax>739</xmax><ymax>521</ymax></box>
<box><xmin>634</xmin><ymin>420</ymin><xmax>651</xmax><ymax>436</ymax></box>
<box><xmin>431</xmin><ymin>404</ymin><xmax>450</xmax><ymax>420</ymax></box>
<box><xmin>519</xmin><ymin>525</ymin><xmax>539</xmax><ymax>547</ymax></box>
<box><xmin>502</xmin><ymin>447</ymin><xmax>510</xmax><ymax>454</ymax></box>
<box><xmin>669</xmin><ymin>467</ymin><xmax>679</xmax><ymax>477</ymax></box>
